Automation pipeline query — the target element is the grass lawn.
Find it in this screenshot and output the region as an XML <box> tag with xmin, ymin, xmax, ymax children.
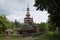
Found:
<box><xmin>0</xmin><ymin>36</ymin><xmax>23</xmax><ymax>40</ymax></box>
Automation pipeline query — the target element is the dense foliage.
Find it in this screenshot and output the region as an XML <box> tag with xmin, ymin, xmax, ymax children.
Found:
<box><xmin>0</xmin><ymin>15</ymin><xmax>22</xmax><ymax>33</ymax></box>
<box><xmin>34</xmin><ymin>0</ymin><xmax>60</xmax><ymax>30</ymax></box>
<box><xmin>34</xmin><ymin>0</ymin><xmax>59</xmax><ymax>39</ymax></box>
<box><xmin>11</xmin><ymin>19</ymin><xmax>22</xmax><ymax>30</ymax></box>
<box><xmin>35</xmin><ymin>31</ymin><xmax>58</xmax><ymax>40</ymax></box>
<box><xmin>38</xmin><ymin>22</ymin><xmax>49</xmax><ymax>32</ymax></box>
<box><xmin>14</xmin><ymin>19</ymin><xmax>22</xmax><ymax>28</ymax></box>
<box><xmin>0</xmin><ymin>15</ymin><xmax>11</xmax><ymax>33</ymax></box>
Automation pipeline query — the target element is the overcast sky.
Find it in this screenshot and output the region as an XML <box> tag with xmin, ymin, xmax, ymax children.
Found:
<box><xmin>0</xmin><ymin>0</ymin><xmax>49</xmax><ymax>23</ymax></box>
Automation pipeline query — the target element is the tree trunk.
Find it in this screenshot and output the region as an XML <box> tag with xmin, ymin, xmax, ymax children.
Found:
<box><xmin>58</xmin><ymin>25</ymin><xmax>60</xmax><ymax>36</ymax></box>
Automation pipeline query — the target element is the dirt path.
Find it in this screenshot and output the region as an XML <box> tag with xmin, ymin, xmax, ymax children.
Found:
<box><xmin>22</xmin><ymin>36</ymin><xmax>34</xmax><ymax>40</ymax></box>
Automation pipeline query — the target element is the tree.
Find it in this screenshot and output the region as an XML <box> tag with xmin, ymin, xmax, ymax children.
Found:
<box><xmin>10</xmin><ymin>19</ymin><xmax>22</xmax><ymax>31</ymax></box>
<box><xmin>14</xmin><ymin>19</ymin><xmax>21</xmax><ymax>28</ymax></box>
<box><xmin>0</xmin><ymin>15</ymin><xmax>11</xmax><ymax>33</ymax></box>
<box><xmin>34</xmin><ymin>0</ymin><xmax>60</xmax><ymax>31</ymax></box>
<box><xmin>38</xmin><ymin>22</ymin><xmax>49</xmax><ymax>32</ymax></box>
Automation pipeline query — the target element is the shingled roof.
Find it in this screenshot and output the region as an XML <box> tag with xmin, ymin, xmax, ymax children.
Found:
<box><xmin>17</xmin><ymin>25</ymin><xmax>34</xmax><ymax>31</ymax></box>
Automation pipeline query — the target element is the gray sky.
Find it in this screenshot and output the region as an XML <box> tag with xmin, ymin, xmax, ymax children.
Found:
<box><xmin>0</xmin><ymin>0</ymin><xmax>49</xmax><ymax>23</ymax></box>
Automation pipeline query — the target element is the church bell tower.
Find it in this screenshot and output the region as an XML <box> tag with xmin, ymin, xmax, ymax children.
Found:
<box><xmin>24</xmin><ymin>4</ymin><xmax>33</xmax><ymax>25</ymax></box>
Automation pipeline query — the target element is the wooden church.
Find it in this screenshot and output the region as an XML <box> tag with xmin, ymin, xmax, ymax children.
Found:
<box><xmin>17</xmin><ymin>5</ymin><xmax>39</xmax><ymax>34</ymax></box>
